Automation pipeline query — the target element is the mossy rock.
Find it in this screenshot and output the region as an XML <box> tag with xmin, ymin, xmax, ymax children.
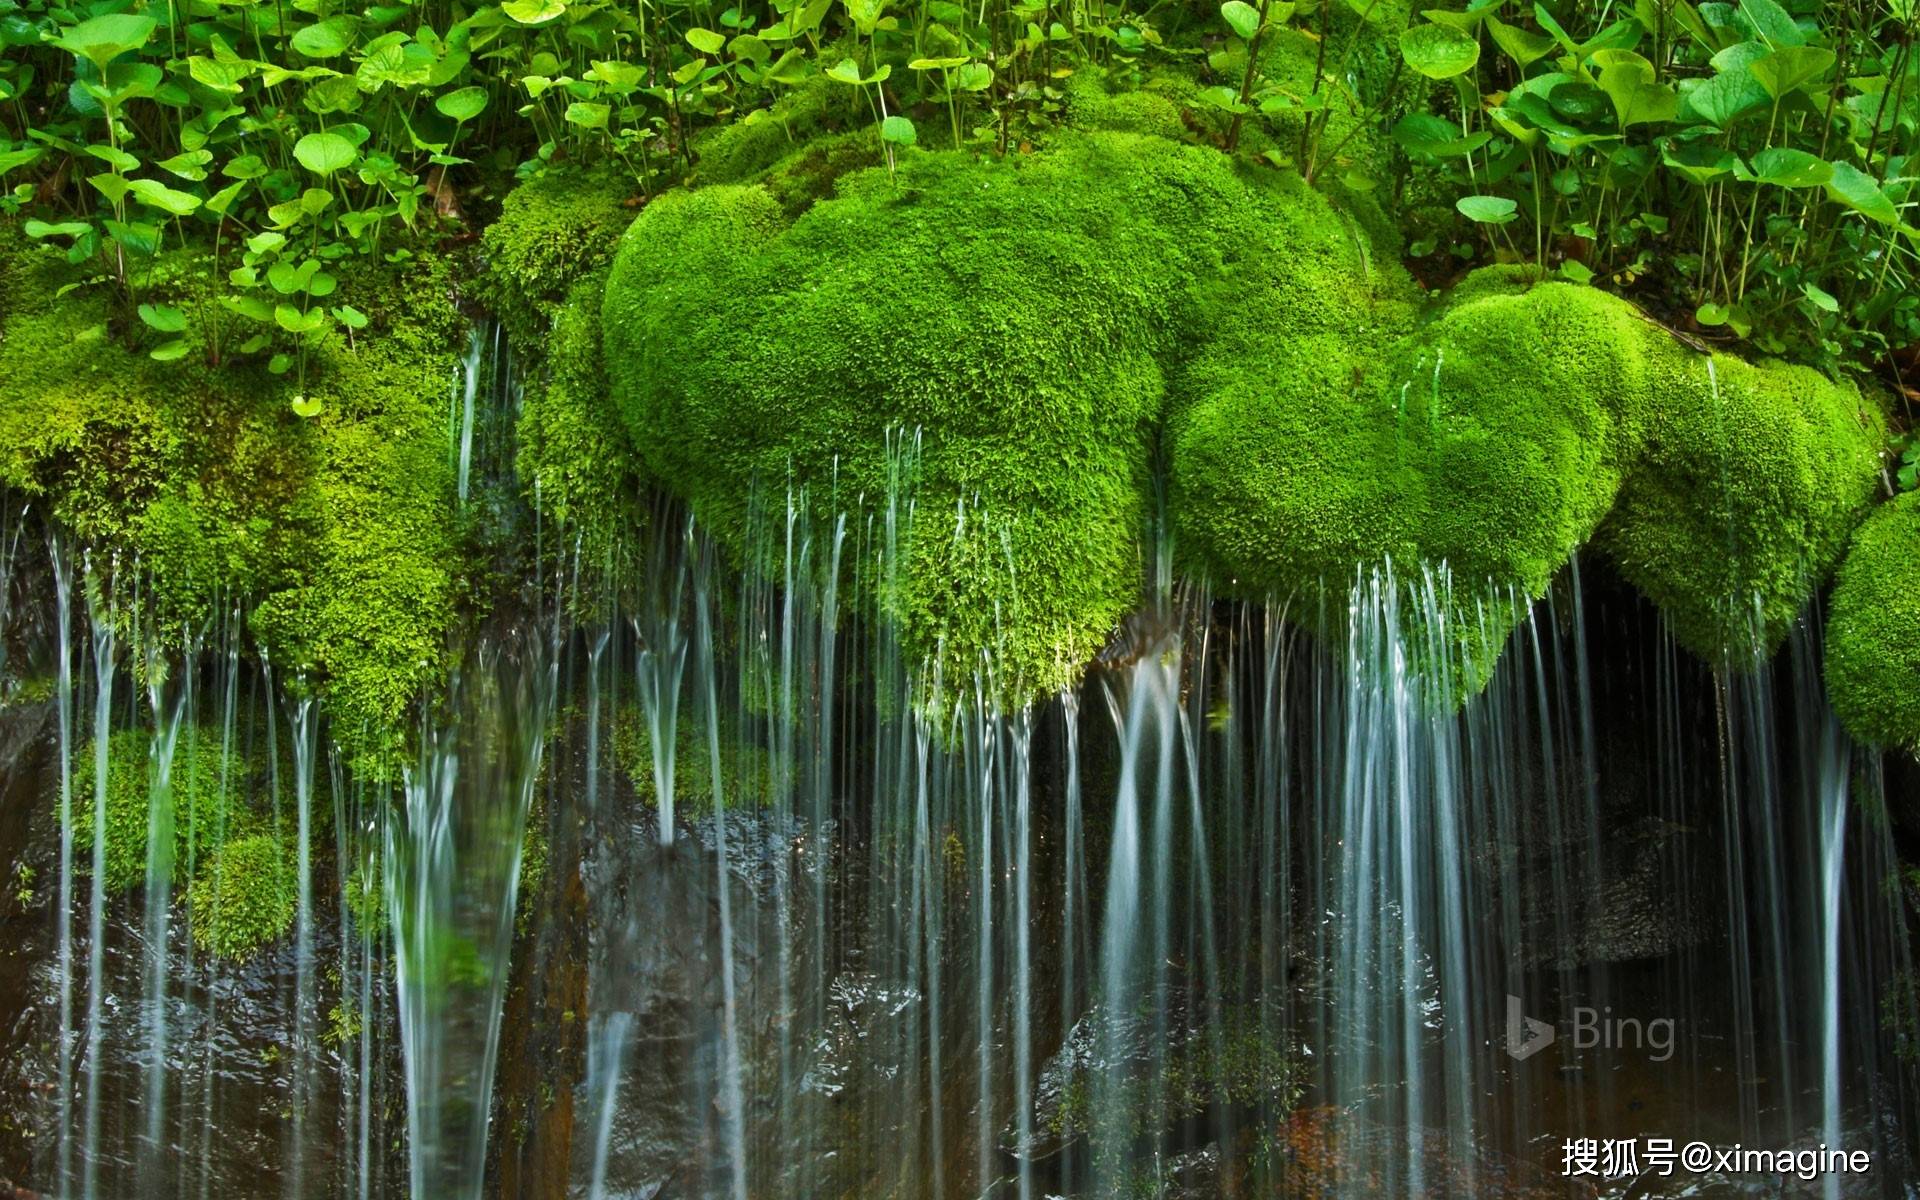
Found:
<box><xmin>66</xmin><ymin>726</ymin><xmax>255</xmax><ymax>893</ymax></box>
<box><xmin>613</xmin><ymin>703</ymin><xmax>784</xmax><ymax>816</ymax></box>
<box><xmin>188</xmin><ymin>834</ymin><xmax>296</xmax><ymax>961</ymax></box>
<box><xmin>1824</xmin><ymin>492</ymin><xmax>1920</xmax><ymax>751</ymax></box>
<box><xmin>603</xmin><ymin>130</ymin><xmax>1413</xmax><ymax>703</ymax></box>
<box><xmin>477</xmin><ymin>167</ymin><xmax>636</xmax><ymax>356</ymax></box>
<box><xmin>1173</xmin><ymin>267</ymin><xmax>1883</xmax><ymax>691</ymax></box>
<box><xmin>0</xmin><ymin>237</ymin><xmax>466</xmax><ymax>775</ymax></box>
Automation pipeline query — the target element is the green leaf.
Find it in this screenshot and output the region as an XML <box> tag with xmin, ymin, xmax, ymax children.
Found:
<box><xmin>827</xmin><ymin>57</ymin><xmax>866</xmax><ymax>84</ymax></box>
<box><xmin>290</xmin><ymin>18</ymin><xmax>355</xmax><ymax>58</ymax></box>
<box><xmin>1737</xmin><ymin>0</ymin><xmax>1803</xmax><ymax>46</ymax></box>
<box><xmin>186</xmin><ymin>55</ymin><xmax>252</xmax><ymax>93</ymax></box>
<box><xmin>952</xmin><ymin>61</ymin><xmax>993</xmax><ymax>90</ymax></box>
<box><xmin>1662</xmin><ymin>142</ymin><xmax>1741</xmax><ymax>184</ymax></box>
<box><xmin>1801</xmin><ymin>281</ymin><xmax>1839</xmax><ymax>312</ymax></box>
<box><xmin>564</xmin><ymin>101</ymin><xmax>610</xmax><ymax>128</ymax></box>
<box><xmin>1740</xmin><ymin>146</ymin><xmax>1831</xmax><ymax>187</ymax></box>
<box><xmin>1392</xmin><ymin>112</ymin><xmax>1491</xmax><ymax>157</ymax></box>
<box><xmin>1400</xmin><ymin>22</ymin><xmax>1480</xmax><ymax>79</ymax></box>
<box><xmin>880</xmin><ymin>114</ymin><xmax>916</xmax><ymax>145</ymax></box>
<box><xmin>1596</xmin><ymin>53</ymin><xmax>1678</xmax><ymax>126</ymax></box>
<box><xmin>1487</xmin><ymin>15</ymin><xmax>1555</xmax><ymax>66</ymax></box>
<box><xmin>1559</xmin><ymin>259</ymin><xmax>1595</xmax><ymax>283</ymax></box>
<box><xmin>334</xmin><ymin>304</ymin><xmax>369</xmax><ymax>329</ymax></box>
<box><xmin>138</xmin><ymin>303</ymin><xmax>188</xmax><ymax>332</ymax></box>
<box><xmin>1457</xmin><ymin>194</ymin><xmax>1519</xmax><ymax>223</ymax></box>
<box><xmin>1684</xmin><ymin>64</ymin><xmax>1769</xmax><ymax>126</ymax></box>
<box><xmin>24</xmin><ymin>219</ymin><xmax>93</xmax><ymax>240</ymax></box>
<box><xmin>149</xmin><ymin>339</ymin><xmax>189</xmax><ymax>362</ymax></box>
<box><xmin>55</xmin><ymin>14</ymin><xmax>158</xmax><ymax>72</ymax></box>
<box><xmin>156</xmin><ymin>150</ymin><xmax>213</xmax><ymax>181</ymax></box>
<box><xmin>1747</xmin><ymin>44</ymin><xmax>1833</xmax><ymax>99</ymax></box>
<box><xmin>1695</xmin><ymin>301</ymin><xmax>1729</xmax><ymax>325</ymax></box>
<box><xmin>502</xmin><ymin>0</ymin><xmax>567</xmax><ymax>23</ymax></box>
<box><xmin>685</xmin><ymin>26</ymin><xmax>727</xmax><ymax>53</ymax></box>
<box><xmin>290</xmin><ymin>394</ymin><xmax>324</xmax><ymax>418</ymax></box>
<box><xmin>1824</xmin><ymin>160</ymin><xmax>1900</xmax><ymax>226</ymax></box>
<box><xmin>1220</xmin><ymin>0</ymin><xmax>1261</xmax><ymax>40</ymax></box>
<box><xmin>435</xmin><ymin>86</ymin><xmax>488</xmax><ymax>121</ymax></box>
<box><xmin>293</xmin><ymin>131</ymin><xmax>358</xmax><ymax>176</ymax></box>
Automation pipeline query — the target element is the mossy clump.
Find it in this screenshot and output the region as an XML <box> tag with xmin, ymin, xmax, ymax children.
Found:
<box><xmin>188</xmin><ymin>834</ymin><xmax>296</xmax><ymax>961</ymax></box>
<box><xmin>1824</xmin><ymin>492</ymin><xmax>1920</xmax><ymax>751</ymax></box>
<box><xmin>477</xmin><ymin>167</ymin><xmax>635</xmax><ymax>355</ymax></box>
<box><xmin>67</xmin><ymin>727</ymin><xmax>254</xmax><ymax>894</ymax></box>
<box><xmin>1172</xmin><ymin>268</ymin><xmax>1884</xmax><ymax>689</ymax></box>
<box><xmin>0</xmin><ymin>237</ymin><xmax>466</xmax><ymax>775</ymax></box>
<box><xmin>603</xmin><ymin>130</ymin><xmax>1413</xmax><ymax>701</ymax></box>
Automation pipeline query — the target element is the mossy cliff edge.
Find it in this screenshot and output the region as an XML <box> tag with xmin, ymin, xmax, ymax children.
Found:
<box><xmin>593</xmin><ymin>119</ymin><xmax>1895</xmax><ymax>724</ymax></box>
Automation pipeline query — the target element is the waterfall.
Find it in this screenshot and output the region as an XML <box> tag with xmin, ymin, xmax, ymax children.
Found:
<box><xmin>5</xmin><ymin>471</ymin><xmax>1918</xmax><ymax>1199</ymax></box>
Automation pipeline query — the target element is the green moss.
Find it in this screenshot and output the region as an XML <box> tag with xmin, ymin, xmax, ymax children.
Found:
<box><xmin>613</xmin><ymin>704</ymin><xmax>783</xmax><ymax>815</ymax></box>
<box><xmin>1</xmin><ymin>235</ymin><xmax>465</xmax><ymax>776</ymax></box>
<box><xmin>66</xmin><ymin>727</ymin><xmax>254</xmax><ymax>894</ymax></box>
<box><xmin>477</xmin><ymin>168</ymin><xmax>635</xmax><ymax>356</ymax></box>
<box><xmin>1173</xmin><ymin>268</ymin><xmax>1883</xmax><ymax>689</ymax></box>
<box><xmin>188</xmin><ymin>833</ymin><xmax>296</xmax><ymax>961</ymax></box>
<box><xmin>604</xmin><ymin>131</ymin><xmax>1409</xmax><ymax>702</ymax></box>
<box><xmin>343</xmin><ymin>853</ymin><xmax>386</xmax><ymax>939</ymax></box>
<box><xmin>1824</xmin><ymin>492</ymin><xmax>1920</xmax><ymax>750</ymax></box>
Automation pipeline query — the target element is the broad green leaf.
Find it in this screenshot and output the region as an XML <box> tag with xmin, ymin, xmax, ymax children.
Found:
<box><xmin>291</xmin><ymin>394</ymin><xmax>324</xmax><ymax>418</ymax></box>
<box><xmin>85</xmin><ymin>143</ymin><xmax>140</xmax><ymax>173</ymax></box>
<box><xmin>0</xmin><ymin>146</ymin><xmax>45</xmax><ymax>175</ymax></box>
<box><xmin>156</xmin><ymin>150</ymin><xmax>213</xmax><ymax>180</ymax></box>
<box><xmin>1597</xmin><ymin>54</ymin><xmax>1678</xmax><ymax>126</ymax></box>
<box><xmin>502</xmin><ymin>0</ymin><xmax>567</xmax><ymax>23</ymax></box>
<box><xmin>290</xmin><ymin>18</ymin><xmax>355</xmax><ymax>58</ymax></box>
<box><xmin>138</xmin><ymin>303</ymin><xmax>188</xmax><ymax>331</ymax></box>
<box><xmin>1392</xmin><ymin>112</ymin><xmax>1491</xmax><ymax>157</ymax></box>
<box><xmin>1457</xmin><ymin>194</ymin><xmax>1519</xmax><ymax>223</ymax></box>
<box><xmin>55</xmin><ymin>14</ymin><xmax>158</xmax><ymax>72</ymax></box>
<box><xmin>149</xmin><ymin>339</ymin><xmax>189</xmax><ymax>362</ymax></box>
<box><xmin>87</xmin><ymin>172</ymin><xmax>132</xmax><ymax>205</ymax></box>
<box><xmin>1662</xmin><ymin>142</ymin><xmax>1741</xmax><ymax>184</ymax></box>
<box><xmin>293</xmin><ymin>130</ymin><xmax>357</xmax><ymax>175</ymax></box>
<box><xmin>224</xmin><ymin>154</ymin><xmax>269</xmax><ymax>180</ymax></box>
<box><xmin>222</xmin><ymin>294</ymin><xmax>275</xmax><ymax>323</ymax></box>
<box><xmin>205</xmin><ymin>180</ymin><xmax>248</xmax><ymax>215</ymax></box>
<box><xmin>1684</xmin><ymin>64</ymin><xmax>1768</xmax><ymax>125</ymax></box>
<box><xmin>827</xmin><ymin>57</ymin><xmax>866</xmax><ymax>84</ymax></box>
<box><xmin>187</xmin><ymin>55</ymin><xmax>253</xmax><ymax>93</ymax></box>
<box><xmin>24</xmin><ymin>219</ymin><xmax>92</xmax><ymax>239</ymax></box>
<box><xmin>1747</xmin><ymin>45</ymin><xmax>1833</xmax><ymax>98</ymax></box>
<box><xmin>1739</xmin><ymin>146</ymin><xmax>1831</xmax><ymax>187</ymax></box>
<box><xmin>952</xmin><ymin>61</ymin><xmax>993</xmax><ymax>90</ymax></box>
<box><xmin>1802</xmin><ymin>281</ymin><xmax>1839</xmax><ymax>312</ymax></box>
<box><xmin>1220</xmin><ymin>0</ymin><xmax>1260</xmax><ymax>40</ymax></box>
<box><xmin>909</xmin><ymin>56</ymin><xmax>969</xmax><ymax>69</ymax></box>
<box><xmin>1400</xmin><ymin>22</ymin><xmax>1480</xmax><ymax>79</ymax></box>
<box><xmin>1737</xmin><ymin>0</ymin><xmax>1803</xmax><ymax>46</ymax></box>
<box><xmin>435</xmin><ymin>85</ymin><xmax>488</xmax><ymax>121</ymax></box>
<box><xmin>334</xmin><ymin>304</ymin><xmax>369</xmax><ymax>329</ymax></box>
<box><xmin>1824</xmin><ymin>160</ymin><xmax>1900</xmax><ymax>225</ymax></box>
<box><xmin>1487</xmin><ymin>16</ymin><xmax>1555</xmax><ymax>66</ymax></box>
<box><xmin>686</xmin><ymin>26</ymin><xmax>726</xmax><ymax>53</ymax></box>
<box><xmin>565</xmin><ymin>101</ymin><xmax>610</xmax><ymax>128</ymax></box>
<box><xmin>881</xmin><ymin>114</ymin><xmax>917</xmax><ymax>144</ymax></box>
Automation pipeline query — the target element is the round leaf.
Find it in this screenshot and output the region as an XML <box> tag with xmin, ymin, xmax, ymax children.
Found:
<box><xmin>880</xmin><ymin>114</ymin><xmax>916</xmax><ymax>145</ymax></box>
<box><xmin>293</xmin><ymin>131</ymin><xmax>357</xmax><ymax>176</ymax></box>
<box><xmin>1400</xmin><ymin>23</ymin><xmax>1480</xmax><ymax>79</ymax></box>
<box><xmin>435</xmin><ymin>85</ymin><xmax>488</xmax><ymax>122</ymax></box>
<box><xmin>1220</xmin><ymin>0</ymin><xmax>1261</xmax><ymax>40</ymax></box>
<box><xmin>290</xmin><ymin>19</ymin><xmax>354</xmax><ymax>58</ymax></box>
<box><xmin>1456</xmin><ymin>194</ymin><xmax>1518</xmax><ymax>223</ymax></box>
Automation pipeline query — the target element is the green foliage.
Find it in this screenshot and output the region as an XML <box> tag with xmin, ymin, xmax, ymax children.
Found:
<box><xmin>478</xmin><ymin>168</ymin><xmax>635</xmax><ymax>354</ymax></box>
<box><xmin>613</xmin><ymin>704</ymin><xmax>782</xmax><ymax>814</ymax></box>
<box><xmin>65</xmin><ymin>726</ymin><xmax>252</xmax><ymax>894</ymax></box>
<box><xmin>1824</xmin><ymin>491</ymin><xmax>1920</xmax><ymax>751</ymax></box>
<box><xmin>0</xmin><ymin>236</ymin><xmax>464</xmax><ymax>775</ymax></box>
<box><xmin>1390</xmin><ymin>0</ymin><xmax>1920</xmax><ymax>369</ymax></box>
<box><xmin>188</xmin><ymin>834</ymin><xmax>296</xmax><ymax>961</ymax></box>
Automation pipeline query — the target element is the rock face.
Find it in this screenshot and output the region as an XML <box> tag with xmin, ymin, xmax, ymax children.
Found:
<box><xmin>598</xmin><ymin>114</ymin><xmax>1888</xmax><ymax>721</ymax></box>
<box><xmin>1825</xmin><ymin>491</ymin><xmax>1920</xmax><ymax>753</ymax></box>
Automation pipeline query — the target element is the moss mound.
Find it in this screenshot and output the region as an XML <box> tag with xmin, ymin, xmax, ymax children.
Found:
<box><xmin>1825</xmin><ymin>492</ymin><xmax>1920</xmax><ymax>751</ymax></box>
<box><xmin>603</xmin><ymin>130</ymin><xmax>1414</xmax><ymax>700</ymax></box>
<box><xmin>601</xmin><ymin>125</ymin><xmax>1884</xmax><ymax>705</ymax></box>
<box><xmin>0</xmin><ymin>238</ymin><xmax>465</xmax><ymax>774</ymax></box>
<box><xmin>188</xmin><ymin>834</ymin><xmax>296</xmax><ymax>961</ymax></box>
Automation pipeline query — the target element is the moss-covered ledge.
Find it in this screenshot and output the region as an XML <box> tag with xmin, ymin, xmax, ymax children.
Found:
<box><xmin>597</xmin><ymin>115</ymin><xmax>1887</xmax><ymax>712</ymax></box>
<box><xmin>1826</xmin><ymin>491</ymin><xmax>1920</xmax><ymax>753</ymax></box>
<box><xmin>0</xmin><ymin>232</ymin><xmax>467</xmax><ymax>776</ymax></box>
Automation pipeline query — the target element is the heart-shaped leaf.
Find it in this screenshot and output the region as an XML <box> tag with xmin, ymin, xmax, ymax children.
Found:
<box><xmin>1747</xmin><ymin>44</ymin><xmax>1834</xmax><ymax>98</ymax></box>
<box><xmin>55</xmin><ymin>14</ymin><xmax>158</xmax><ymax>72</ymax></box>
<box><xmin>1487</xmin><ymin>15</ymin><xmax>1555</xmax><ymax>66</ymax></box>
<box><xmin>502</xmin><ymin>0</ymin><xmax>567</xmax><ymax>24</ymax></box>
<box><xmin>880</xmin><ymin>114</ymin><xmax>917</xmax><ymax>145</ymax></box>
<box><xmin>1824</xmin><ymin>160</ymin><xmax>1900</xmax><ymax>225</ymax></box>
<box><xmin>138</xmin><ymin>303</ymin><xmax>188</xmax><ymax>332</ymax></box>
<box><xmin>290</xmin><ymin>18</ymin><xmax>355</xmax><ymax>58</ymax></box>
<box><xmin>1740</xmin><ymin>145</ymin><xmax>1831</xmax><ymax>187</ymax></box>
<box><xmin>435</xmin><ymin>85</ymin><xmax>488</xmax><ymax>121</ymax></box>
<box><xmin>290</xmin><ymin>394</ymin><xmax>324</xmax><ymax>418</ymax></box>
